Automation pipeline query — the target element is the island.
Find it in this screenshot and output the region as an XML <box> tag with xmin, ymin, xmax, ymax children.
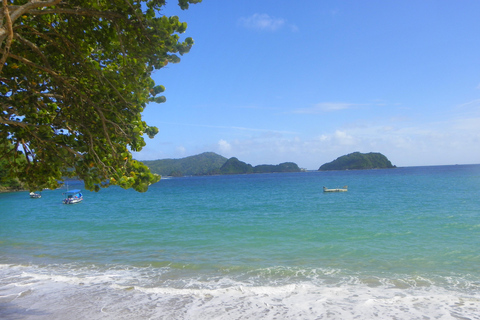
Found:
<box><xmin>142</xmin><ymin>152</ymin><xmax>302</xmax><ymax>177</ymax></box>
<box><xmin>318</xmin><ymin>152</ymin><xmax>396</xmax><ymax>171</ymax></box>
<box><xmin>142</xmin><ymin>152</ymin><xmax>228</xmax><ymax>177</ymax></box>
<box><xmin>217</xmin><ymin>157</ymin><xmax>301</xmax><ymax>175</ymax></box>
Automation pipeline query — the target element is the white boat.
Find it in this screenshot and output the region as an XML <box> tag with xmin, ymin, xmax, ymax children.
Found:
<box><xmin>63</xmin><ymin>189</ymin><xmax>83</xmax><ymax>204</ymax></box>
<box><xmin>29</xmin><ymin>192</ymin><xmax>41</xmax><ymax>198</ymax></box>
<box><xmin>323</xmin><ymin>186</ymin><xmax>348</xmax><ymax>192</ymax></box>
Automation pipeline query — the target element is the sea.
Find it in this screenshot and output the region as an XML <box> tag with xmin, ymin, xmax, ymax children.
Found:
<box><xmin>1</xmin><ymin>165</ymin><xmax>479</xmax><ymax>319</ymax></box>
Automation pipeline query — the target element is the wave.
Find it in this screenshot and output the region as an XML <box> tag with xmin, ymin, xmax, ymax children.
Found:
<box><xmin>1</xmin><ymin>263</ymin><xmax>479</xmax><ymax>319</ymax></box>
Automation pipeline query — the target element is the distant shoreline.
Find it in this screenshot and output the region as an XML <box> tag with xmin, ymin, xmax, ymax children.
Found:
<box><xmin>0</xmin><ymin>187</ymin><xmax>24</xmax><ymax>194</ymax></box>
<box><xmin>2</xmin><ymin>164</ymin><xmax>478</xmax><ymax>192</ymax></box>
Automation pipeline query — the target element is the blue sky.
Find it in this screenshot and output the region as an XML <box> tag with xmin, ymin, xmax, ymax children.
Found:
<box><xmin>133</xmin><ymin>0</ymin><xmax>480</xmax><ymax>169</ymax></box>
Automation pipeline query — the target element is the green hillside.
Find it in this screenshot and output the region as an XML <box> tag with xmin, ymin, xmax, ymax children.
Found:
<box><xmin>142</xmin><ymin>152</ymin><xmax>228</xmax><ymax>176</ymax></box>
<box><xmin>142</xmin><ymin>153</ymin><xmax>302</xmax><ymax>176</ymax></box>
<box><xmin>319</xmin><ymin>152</ymin><xmax>395</xmax><ymax>171</ymax></box>
<box><xmin>219</xmin><ymin>158</ymin><xmax>301</xmax><ymax>175</ymax></box>
<box><xmin>253</xmin><ymin>162</ymin><xmax>301</xmax><ymax>173</ymax></box>
<box><xmin>219</xmin><ymin>157</ymin><xmax>253</xmax><ymax>174</ymax></box>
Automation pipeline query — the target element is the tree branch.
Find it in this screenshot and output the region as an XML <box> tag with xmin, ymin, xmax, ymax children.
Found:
<box><xmin>28</xmin><ymin>7</ymin><xmax>125</xmax><ymax>20</ymax></box>
<box><xmin>0</xmin><ymin>0</ymin><xmax>14</xmax><ymax>73</ymax></box>
<box><xmin>0</xmin><ymin>0</ymin><xmax>62</xmax><ymax>39</ymax></box>
<box><xmin>14</xmin><ymin>33</ymin><xmax>52</xmax><ymax>69</ymax></box>
<box><xmin>8</xmin><ymin>52</ymin><xmax>61</xmax><ymax>77</ymax></box>
<box><xmin>0</xmin><ymin>115</ymin><xmax>28</xmax><ymax>127</ymax></box>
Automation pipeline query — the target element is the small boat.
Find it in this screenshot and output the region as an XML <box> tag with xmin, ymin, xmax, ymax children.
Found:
<box><xmin>63</xmin><ymin>189</ymin><xmax>83</xmax><ymax>204</ymax></box>
<box><xmin>29</xmin><ymin>192</ymin><xmax>41</xmax><ymax>198</ymax></box>
<box><xmin>323</xmin><ymin>186</ymin><xmax>348</xmax><ymax>192</ymax></box>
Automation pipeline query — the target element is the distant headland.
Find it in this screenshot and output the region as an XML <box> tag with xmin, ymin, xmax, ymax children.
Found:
<box><xmin>141</xmin><ymin>152</ymin><xmax>303</xmax><ymax>177</ymax></box>
<box><xmin>141</xmin><ymin>151</ymin><xmax>395</xmax><ymax>177</ymax></box>
<box><xmin>318</xmin><ymin>152</ymin><xmax>396</xmax><ymax>171</ymax></box>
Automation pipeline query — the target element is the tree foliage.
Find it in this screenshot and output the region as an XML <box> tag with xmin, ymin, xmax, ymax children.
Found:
<box><xmin>0</xmin><ymin>0</ymin><xmax>201</xmax><ymax>192</ymax></box>
<box><xmin>0</xmin><ymin>141</ymin><xmax>22</xmax><ymax>190</ymax></box>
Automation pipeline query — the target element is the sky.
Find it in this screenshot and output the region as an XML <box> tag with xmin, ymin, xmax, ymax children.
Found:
<box><xmin>132</xmin><ymin>0</ymin><xmax>480</xmax><ymax>169</ymax></box>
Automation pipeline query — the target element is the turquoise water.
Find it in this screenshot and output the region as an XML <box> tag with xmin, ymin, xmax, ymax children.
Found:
<box><xmin>1</xmin><ymin>165</ymin><xmax>479</xmax><ymax>319</ymax></box>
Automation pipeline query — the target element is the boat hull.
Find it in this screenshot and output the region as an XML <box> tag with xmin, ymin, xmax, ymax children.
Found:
<box><xmin>323</xmin><ymin>186</ymin><xmax>348</xmax><ymax>192</ymax></box>
<box><xmin>63</xmin><ymin>198</ymin><xmax>83</xmax><ymax>204</ymax></box>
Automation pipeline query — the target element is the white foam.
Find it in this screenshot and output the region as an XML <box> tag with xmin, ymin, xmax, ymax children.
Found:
<box><xmin>1</xmin><ymin>263</ymin><xmax>479</xmax><ymax>319</ymax></box>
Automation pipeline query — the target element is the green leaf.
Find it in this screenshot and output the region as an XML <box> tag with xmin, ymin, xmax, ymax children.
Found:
<box><xmin>0</xmin><ymin>0</ymin><xmax>202</xmax><ymax>192</ymax></box>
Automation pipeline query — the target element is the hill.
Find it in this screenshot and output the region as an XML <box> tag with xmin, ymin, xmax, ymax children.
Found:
<box><xmin>142</xmin><ymin>152</ymin><xmax>228</xmax><ymax>176</ymax></box>
<box><xmin>142</xmin><ymin>153</ymin><xmax>302</xmax><ymax>176</ymax></box>
<box><xmin>218</xmin><ymin>157</ymin><xmax>253</xmax><ymax>174</ymax></box>
<box><xmin>218</xmin><ymin>158</ymin><xmax>301</xmax><ymax>175</ymax></box>
<box><xmin>253</xmin><ymin>162</ymin><xmax>301</xmax><ymax>173</ymax></box>
<box><xmin>319</xmin><ymin>152</ymin><xmax>396</xmax><ymax>171</ymax></box>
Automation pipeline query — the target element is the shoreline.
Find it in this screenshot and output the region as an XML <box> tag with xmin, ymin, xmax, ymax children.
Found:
<box><xmin>0</xmin><ymin>187</ymin><xmax>25</xmax><ymax>193</ymax></box>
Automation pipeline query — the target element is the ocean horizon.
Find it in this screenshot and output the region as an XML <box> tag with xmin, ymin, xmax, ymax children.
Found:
<box><xmin>1</xmin><ymin>164</ymin><xmax>479</xmax><ymax>319</ymax></box>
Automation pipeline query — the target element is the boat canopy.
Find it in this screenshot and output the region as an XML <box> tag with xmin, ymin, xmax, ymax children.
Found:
<box><xmin>64</xmin><ymin>189</ymin><xmax>81</xmax><ymax>194</ymax></box>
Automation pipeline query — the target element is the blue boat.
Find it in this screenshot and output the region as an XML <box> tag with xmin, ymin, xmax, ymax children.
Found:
<box><xmin>63</xmin><ymin>189</ymin><xmax>83</xmax><ymax>204</ymax></box>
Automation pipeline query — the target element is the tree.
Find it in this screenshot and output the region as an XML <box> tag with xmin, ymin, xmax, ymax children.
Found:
<box><xmin>0</xmin><ymin>141</ymin><xmax>23</xmax><ymax>190</ymax></box>
<box><xmin>0</xmin><ymin>0</ymin><xmax>201</xmax><ymax>192</ymax></box>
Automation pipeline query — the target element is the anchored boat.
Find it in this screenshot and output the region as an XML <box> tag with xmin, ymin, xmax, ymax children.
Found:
<box><xmin>323</xmin><ymin>186</ymin><xmax>348</xmax><ymax>192</ymax></box>
<box><xmin>29</xmin><ymin>192</ymin><xmax>41</xmax><ymax>198</ymax></box>
<box><xmin>63</xmin><ymin>189</ymin><xmax>83</xmax><ymax>204</ymax></box>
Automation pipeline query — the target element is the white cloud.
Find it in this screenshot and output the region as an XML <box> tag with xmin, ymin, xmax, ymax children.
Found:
<box><xmin>456</xmin><ymin>99</ymin><xmax>480</xmax><ymax>112</ymax></box>
<box><xmin>289</xmin><ymin>24</ymin><xmax>300</xmax><ymax>32</ymax></box>
<box><xmin>155</xmin><ymin>121</ymin><xmax>297</xmax><ymax>135</ymax></box>
<box><xmin>452</xmin><ymin>117</ymin><xmax>480</xmax><ymax>131</ymax></box>
<box><xmin>175</xmin><ymin>146</ymin><xmax>187</xmax><ymax>156</ymax></box>
<box><xmin>313</xmin><ymin>130</ymin><xmax>357</xmax><ymax>145</ymax></box>
<box><xmin>292</xmin><ymin>102</ymin><xmax>356</xmax><ymax>114</ymax></box>
<box><xmin>218</xmin><ymin>139</ymin><xmax>232</xmax><ymax>154</ymax></box>
<box><xmin>203</xmin><ymin>114</ymin><xmax>480</xmax><ymax>169</ymax></box>
<box><xmin>333</xmin><ymin>130</ymin><xmax>357</xmax><ymax>145</ymax></box>
<box><xmin>136</xmin><ymin>105</ymin><xmax>480</xmax><ymax>168</ymax></box>
<box><xmin>238</xmin><ymin>14</ymin><xmax>286</xmax><ymax>31</ymax></box>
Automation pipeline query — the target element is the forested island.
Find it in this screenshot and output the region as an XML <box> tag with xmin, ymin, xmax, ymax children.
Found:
<box><xmin>142</xmin><ymin>152</ymin><xmax>302</xmax><ymax>176</ymax></box>
<box><xmin>319</xmin><ymin>152</ymin><xmax>395</xmax><ymax>171</ymax></box>
<box><xmin>218</xmin><ymin>157</ymin><xmax>301</xmax><ymax>175</ymax></box>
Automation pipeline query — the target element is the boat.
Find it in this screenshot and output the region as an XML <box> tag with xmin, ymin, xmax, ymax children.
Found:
<box><xmin>323</xmin><ymin>186</ymin><xmax>348</xmax><ymax>192</ymax></box>
<box><xmin>63</xmin><ymin>189</ymin><xmax>83</xmax><ymax>204</ymax></box>
<box><xmin>29</xmin><ymin>192</ymin><xmax>41</xmax><ymax>198</ymax></box>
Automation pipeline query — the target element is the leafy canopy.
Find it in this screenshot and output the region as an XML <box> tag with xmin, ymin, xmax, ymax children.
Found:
<box><xmin>0</xmin><ymin>0</ymin><xmax>201</xmax><ymax>192</ymax></box>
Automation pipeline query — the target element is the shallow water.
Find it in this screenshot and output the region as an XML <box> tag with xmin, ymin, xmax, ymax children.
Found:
<box><xmin>1</xmin><ymin>165</ymin><xmax>479</xmax><ymax>319</ymax></box>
